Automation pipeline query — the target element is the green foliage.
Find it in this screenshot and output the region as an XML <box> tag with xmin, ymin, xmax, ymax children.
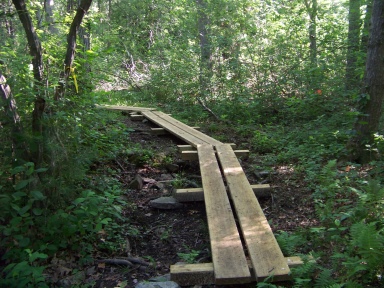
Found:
<box><xmin>276</xmin><ymin>231</ymin><xmax>305</xmax><ymax>256</ymax></box>
<box><xmin>177</xmin><ymin>246</ymin><xmax>201</xmax><ymax>264</ymax></box>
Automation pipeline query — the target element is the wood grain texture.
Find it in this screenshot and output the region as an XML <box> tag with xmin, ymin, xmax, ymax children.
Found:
<box><xmin>181</xmin><ymin>149</ymin><xmax>249</xmax><ymax>160</ymax></box>
<box><xmin>142</xmin><ymin>111</ymin><xmax>222</xmax><ymax>146</ymax></box>
<box><xmin>216</xmin><ymin>144</ymin><xmax>290</xmax><ymax>281</ymax></box>
<box><xmin>197</xmin><ymin>145</ymin><xmax>251</xmax><ymax>284</ymax></box>
<box><xmin>96</xmin><ymin>105</ymin><xmax>155</xmax><ymax>111</ymax></box>
<box><xmin>170</xmin><ymin>256</ymin><xmax>313</xmax><ymax>285</ymax></box>
<box><xmin>174</xmin><ymin>184</ymin><xmax>271</xmax><ymax>202</ymax></box>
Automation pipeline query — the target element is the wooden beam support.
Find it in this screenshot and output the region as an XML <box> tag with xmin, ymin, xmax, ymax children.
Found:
<box><xmin>170</xmin><ymin>256</ymin><xmax>313</xmax><ymax>286</ymax></box>
<box><xmin>181</xmin><ymin>149</ymin><xmax>249</xmax><ymax>160</ymax></box>
<box><xmin>174</xmin><ymin>184</ymin><xmax>271</xmax><ymax>202</ymax></box>
<box><xmin>177</xmin><ymin>143</ymin><xmax>236</xmax><ymax>152</ymax></box>
<box><xmin>130</xmin><ymin>114</ymin><xmax>145</xmax><ymax>121</ymax></box>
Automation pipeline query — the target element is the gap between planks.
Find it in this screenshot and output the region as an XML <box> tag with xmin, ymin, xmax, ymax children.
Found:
<box><xmin>216</xmin><ymin>144</ymin><xmax>290</xmax><ymax>281</ymax></box>
<box><xmin>197</xmin><ymin>144</ymin><xmax>251</xmax><ymax>284</ymax></box>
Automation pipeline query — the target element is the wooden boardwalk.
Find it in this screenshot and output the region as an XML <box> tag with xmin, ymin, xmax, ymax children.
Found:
<box><xmin>100</xmin><ymin>105</ymin><xmax>294</xmax><ymax>285</ymax></box>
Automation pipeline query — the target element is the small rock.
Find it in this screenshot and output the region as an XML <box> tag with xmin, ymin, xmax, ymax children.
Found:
<box><xmin>153</xmin><ymin>182</ymin><xmax>165</xmax><ymax>190</ymax></box>
<box><xmin>135</xmin><ymin>281</ymin><xmax>180</xmax><ymax>288</ymax></box>
<box><xmin>128</xmin><ymin>174</ymin><xmax>144</xmax><ymax>190</ymax></box>
<box><xmin>165</xmin><ymin>163</ymin><xmax>179</xmax><ymax>173</ymax></box>
<box><xmin>160</xmin><ymin>174</ymin><xmax>173</xmax><ymax>181</ymax></box>
<box><xmin>149</xmin><ymin>197</ymin><xmax>183</xmax><ymax>210</ymax></box>
<box><xmin>149</xmin><ymin>274</ymin><xmax>171</xmax><ymax>282</ymax></box>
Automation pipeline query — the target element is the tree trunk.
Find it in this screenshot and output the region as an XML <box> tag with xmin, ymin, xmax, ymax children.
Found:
<box><xmin>360</xmin><ymin>0</ymin><xmax>373</xmax><ymax>52</ymax></box>
<box><xmin>55</xmin><ymin>0</ymin><xmax>93</xmax><ymax>100</ymax></box>
<box><xmin>348</xmin><ymin>0</ymin><xmax>384</xmax><ymax>163</ymax></box>
<box><xmin>196</xmin><ymin>0</ymin><xmax>212</xmax><ymax>100</ymax></box>
<box><xmin>44</xmin><ymin>0</ymin><xmax>58</xmax><ymax>33</ymax></box>
<box><xmin>0</xmin><ymin>72</ymin><xmax>28</xmax><ymax>164</ymax></box>
<box><xmin>304</xmin><ymin>0</ymin><xmax>317</xmax><ymax>68</ymax></box>
<box><xmin>345</xmin><ymin>0</ymin><xmax>361</xmax><ymax>91</ymax></box>
<box><xmin>12</xmin><ymin>0</ymin><xmax>45</xmax><ymax>165</ymax></box>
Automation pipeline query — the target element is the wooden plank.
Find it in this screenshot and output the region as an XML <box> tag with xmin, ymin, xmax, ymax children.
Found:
<box><xmin>141</xmin><ymin>111</ymin><xmax>210</xmax><ymax>146</ymax></box>
<box><xmin>170</xmin><ymin>256</ymin><xmax>313</xmax><ymax>286</ymax></box>
<box><xmin>130</xmin><ymin>114</ymin><xmax>144</xmax><ymax>121</ymax></box>
<box><xmin>216</xmin><ymin>144</ymin><xmax>290</xmax><ymax>282</ymax></box>
<box><xmin>143</xmin><ymin>111</ymin><xmax>222</xmax><ymax>146</ymax></box>
<box><xmin>178</xmin><ymin>143</ymin><xmax>236</xmax><ymax>151</ymax></box>
<box><xmin>177</xmin><ymin>145</ymin><xmax>197</xmax><ymax>151</ymax></box>
<box><xmin>197</xmin><ymin>145</ymin><xmax>251</xmax><ymax>284</ymax></box>
<box><xmin>174</xmin><ymin>188</ymin><xmax>205</xmax><ymax>201</ymax></box>
<box><xmin>181</xmin><ymin>149</ymin><xmax>249</xmax><ymax>161</ymax></box>
<box><xmin>152</xmin><ymin>127</ymin><xmax>200</xmax><ymax>135</ymax></box>
<box><xmin>174</xmin><ymin>184</ymin><xmax>271</xmax><ymax>202</ymax></box>
<box><xmin>96</xmin><ymin>104</ymin><xmax>155</xmax><ymax>112</ymax></box>
<box><xmin>171</xmin><ymin>263</ymin><xmax>214</xmax><ymax>286</ymax></box>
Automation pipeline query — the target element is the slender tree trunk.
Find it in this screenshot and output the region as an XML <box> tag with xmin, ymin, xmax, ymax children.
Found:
<box><xmin>304</xmin><ymin>0</ymin><xmax>317</xmax><ymax>68</ymax></box>
<box><xmin>345</xmin><ymin>0</ymin><xmax>361</xmax><ymax>91</ymax></box>
<box><xmin>0</xmin><ymin>72</ymin><xmax>21</xmax><ymax>130</ymax></box>
<box><xmin>0</xmin><ymin>72</ymin><xmax>28</xmax><ymax>164</ymax></box>
<box><xmin>360</xmin><ymin>0</ymin><xmax>373</xmax><ymax>52</ymax></box>
<box><xmin>348</xmin><ymin>0</ymin><xmax>384</xmax><ymax>163</ymax></box>
<box><xmin>44</xmin><ymin>0</ymin><xmax>58</xmax><ymax>33</ymax></box>
<box><xmin>55</xmin><ymin>0</ymin><xmax>93</xmax><ymax>100</ymax></box>
<box><xmin>12</xmin><ymin>0</ymin><xmax>45</xmax><ymax>165</ymax></box>
<box><xmin>196</xmin><ymin>0</ymin><xmax>212</xmax><ymax>100</ymax></box>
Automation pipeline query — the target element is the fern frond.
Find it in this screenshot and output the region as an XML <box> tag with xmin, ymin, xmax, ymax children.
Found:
<box><xmin>314</xmin><ymin>268</ymin><xmax>336</xmax><ymax>288</ymax></box>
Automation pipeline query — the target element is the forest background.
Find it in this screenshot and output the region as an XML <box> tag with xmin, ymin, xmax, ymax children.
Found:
<box><xmin>0</xmin><ymin>0</ymin><xmax>383</xmax><ymax>287</ymax></box>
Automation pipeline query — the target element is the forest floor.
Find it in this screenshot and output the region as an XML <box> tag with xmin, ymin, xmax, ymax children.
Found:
<box><xmin>62</xmin><ymin>112</ymin><xmax>320</xmax><ymax>288</ymax></box>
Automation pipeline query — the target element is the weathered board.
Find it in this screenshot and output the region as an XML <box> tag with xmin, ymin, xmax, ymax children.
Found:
<box><xmin>181</xmin><ymin>149</ymin><xmax>249</xmax><ymax>160</ymax></box>
<box><xmin>96</xmin><ymin>104</ymin><xmax>155</xmax><ymax>112</ymax></box>
<box><xmin>142</xmin><ymin>111</ymin><xmax>222</xmax><ymax>146</ymax></box>
<box><xmin>174</xmin><ymin>184</ymin><xmax>271</xmax><ymax>202</ymax></box>
<box><xmin>152</xmin><ymin>127</ymin><xmax>200</xmax><ymax>135</ymax></box>
<box><xmin>197</xmin><ymin>144</ymin><xmax>251</xmax><ymax>284</ymax></box>
<box><xmin>216</xmin><ymin>144</ymin><xmax>291</xmax><ymax>281</ymax></box>
<box><xmin>170</xmin><ymin>256</ymin><xmax>313</xmax><ymax>286</ymax></box>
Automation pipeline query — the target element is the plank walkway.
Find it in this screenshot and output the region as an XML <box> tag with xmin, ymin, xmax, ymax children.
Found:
<box><xmin>99</xmin><ymin>105</ymin><xmax>293</xmax><ymax>285</ymax></box>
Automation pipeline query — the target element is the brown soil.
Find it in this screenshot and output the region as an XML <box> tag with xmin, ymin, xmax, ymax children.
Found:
<box><xmin>60</xmin><ymin>113</ymin><xmax>318</xmax><ymax>288</ymax></box>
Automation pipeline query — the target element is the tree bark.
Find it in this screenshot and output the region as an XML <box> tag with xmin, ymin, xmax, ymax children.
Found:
<box><xmin>12</xmin><ymin>0</ymin><xmax>45</xmax><ymax>165</ymax></box>
<box><xmin>360</xmin><ymin>0</ymin><xmax>373</xmax><ymax>52</ymax></box>
<box><xmin>44</xmin><ymin>0</ymin><xmax>58</xmax><ymax>33</ymax></box>
<box><xmin>0</xmin><ymin>72</ymin><xmax>28</xmax><ymax>163</ymax></box>
<box><xmin>348</xmin><ymin>0</ymin><xmax>384</xmax><ymax>163</ymax></box>
<box><xmin>345</xmin><ymin>0</ymin><xmax>361</xmax><ymax>91</ymax></box>
<box><xmin>304</xmin><ymin>0</ymin><xmax>317</xmax><ymax>68</ymax></box>
<box><xmin>55</xmin><ymin>0</ymin><xmax>93</xmax><ymax>100</ymax></box>
<box><xmin>0</xmin><ymin>72</ymin><xmax>21</xmax><ymax>129</ymax></box>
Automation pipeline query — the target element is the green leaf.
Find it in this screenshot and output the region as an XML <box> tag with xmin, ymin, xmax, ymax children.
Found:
<box><xmin>11</xmin><ymin>166</ymin><xmax>26</xmax><ymax>175</ymax></box>
<box><xmin>33</xmin><ymin>208</ymin><xmax>43</xmax><ymax>215</ymax></box>
<box><xmin>73</xmin><ymin>197</ymin><xmax>86</xmax><ymax>205</ymax></box>
<box><xmin>14</xmin><ymin>179</ymin><xmax>32</xmax><ymax>190</ymax></box>
<box><xmin>35</xmin><ymin>168</ymin><xmax>48</xmax><ymax>173</ymax></box>
<box><xmin>100</xmin><ymin>217</ymin><xmax>112</xmax><ymax>224</ymax></box>
<box><xmin>30</xmin><ymin>190</ymin><xmax>45</xmax><ymax>201</ymax></box>
<box><xmin>19</xmin><ymin>237</ymin><xmax>30</xmax><ymax>247</ymax></box>
<box><xmin>19</xmin><ymin>203</ymin><xmax>32</xmax><ymax>216</ymax></box>
<box><xmin>12</xmin><ymin>191</ymin><xmax>27</xmax><ymax>200</ymax></box>
<box><xmin>29</xmin><ymin>251</ymin><xmax>48</xmax><ymax>262</ymax></box>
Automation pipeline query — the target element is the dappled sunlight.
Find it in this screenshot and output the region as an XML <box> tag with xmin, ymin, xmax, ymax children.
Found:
<box><xmin>223</xmin><ymin>166</ymin><xmax>243</xmax><ymax>175</ymax></box>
